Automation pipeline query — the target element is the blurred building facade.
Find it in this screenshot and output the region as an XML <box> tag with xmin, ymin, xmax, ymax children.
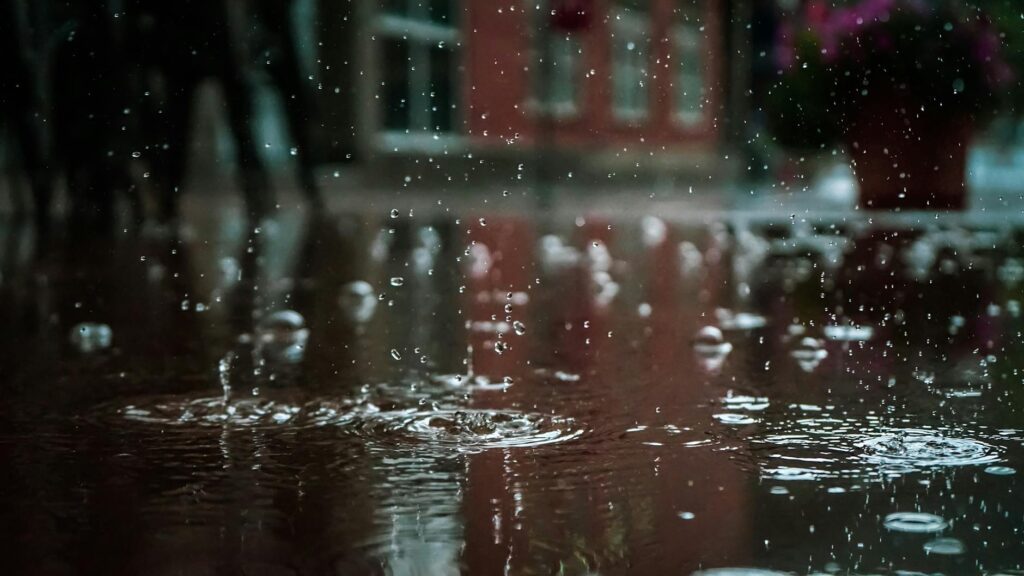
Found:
<box><xmin>310</xmin><ymin>0</ymin><xmax>735</xmax><ymax>189</ymax></box>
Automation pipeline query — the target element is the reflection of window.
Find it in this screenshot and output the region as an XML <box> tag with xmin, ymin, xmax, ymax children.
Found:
<box><xmin>377</xmin><ymin>1</ymin><xmax>459</xmax><ymax>136</ymax></box>
<box><xmin>611</xmin><ymin>2</ymin><xmax>650</xmax><ymax>120</ymax></box>
<box><xmin>673</xmin><ymin>4</ymin><xmax>706</xmax><ymax>125</ymax></box>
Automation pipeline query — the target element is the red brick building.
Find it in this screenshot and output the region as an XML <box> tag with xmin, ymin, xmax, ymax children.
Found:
<box><xmin>318</xmin><ymin>0</ymin><xmax>730</xmax><ymax>186</ymax></box>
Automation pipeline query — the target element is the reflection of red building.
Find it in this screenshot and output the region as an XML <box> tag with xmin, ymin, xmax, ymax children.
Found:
<box><xmin>319</xmin><ymin>0</ymin><xmax>728</xmax><ymax>185</ymax></box>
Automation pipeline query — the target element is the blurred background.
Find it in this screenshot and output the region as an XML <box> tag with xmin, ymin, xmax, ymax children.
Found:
<box><xmin>2</xmin><ymin>0</ymin><xmax>1020</xmax><ymax>229</ymax></box>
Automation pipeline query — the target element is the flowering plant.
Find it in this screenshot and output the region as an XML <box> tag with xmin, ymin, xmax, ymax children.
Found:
<box><xmin>767</xmin><ymin>0</ymin><xmax>1013</xmax><ymax>150</ymax></box>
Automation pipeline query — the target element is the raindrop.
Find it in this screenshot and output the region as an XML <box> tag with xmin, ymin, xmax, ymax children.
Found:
<box><xmin>390</xmin><ymin>277</ymin><xmax>405</xmax><ymax>287</ymax></box>
<box><xmin>390</xmin><ymin>349</ymin><xmax>402</xmax><ymax>360</ymax></box>
<box><xmin>512</xmin><ymin>321</ymin><xmax>526</xmax><ymax>336</ymax></box>
<box><xmin>678</xmin><ymin>511</ymin><xmax>696</xmax><ymax>520</ymax></box>
<box><xmin>390</xmin><ymin>209</ymin><xmax>400</xmax><ymax>218</ymax></box>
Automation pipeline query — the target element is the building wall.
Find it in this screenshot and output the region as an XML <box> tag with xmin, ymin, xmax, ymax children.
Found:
<box><xmin>465</xmin><ymin>0</ymin><xmax>724</xmax><ymax>152</ymax></box>
<box><xmin>317</xmin><ymin>0</ymin><xmax>731</xmax><ymax>187</ymax></box>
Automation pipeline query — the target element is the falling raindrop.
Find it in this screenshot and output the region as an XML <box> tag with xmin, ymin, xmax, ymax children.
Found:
<box><xmin>512</xmin><ymin>321</ymin><xmax>526</xmax><ymax>336</ymax></box>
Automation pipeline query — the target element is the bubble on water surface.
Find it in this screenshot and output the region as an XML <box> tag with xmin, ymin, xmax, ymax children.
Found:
<box><xmin>715</xmin><ymin>309</ymin><xmax>767</xmax><ymax>331</ymax></box>
<box><xmin>923</xmin><ymin>537</ymin><xmax>966</xmax><ymax>555</ymax></box>
<box><xmin>714</xmin><ymin>413</ymin><xmax>759</xmax><ymax>426</ymax></box>
<box><xmin>255</xmin><ymin>310</ymin><xmax>309</xmax><ymax>364</ymax></box>
<box><xmin>823</xmin><ymin>324</ymin><xmax>874</xmax><ymax>342</ymax></box>
<box><xmin>347</xmin><ymin>408</ymin><xmax>583</xmax><ymax>451</ymax></box>
<box><xmin>693</xmin><ymin>326</ymin><xmax>732</xmax><ymax>373</ymax></box>
<box><xmin>883</xmin><ymin>512</ymin><xmax>948</xmax><ymax>533</ymax></box>
<box><xmin>70</xmin><ymin>322</ymin><xmax>113</xmax><ymax>353</ymax></box>
<box><xmin>790</xmin><ymin>337</ymin><xmax>827</xmax><ymax>372</ymax></box>
<box><xmin>721</xmin><ymin>394</ymin><xmax>769</xmax><ymax>411</ymax></box>
<box><xmin>984</xmin><ymin>465</ymin><xmax>1016</xmax><ymax>476</ymax></box>
<box><xmin>692</xmin><ymin>565</ymin><xmax>786</xmax><ymax>569</ymax></box>
<box><xmin>429</xmin><ymin>373</ymin><xmax>510</xmax><ymax>392</ymax></box>
<box><xmin>338</xmin><ymin>280</ymin><xmax>377</xmax><ymax>324</ymax></box>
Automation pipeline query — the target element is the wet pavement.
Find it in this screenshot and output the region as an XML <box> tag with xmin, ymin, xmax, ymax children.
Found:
<box><xmin>1</xmin><ymin>198</ymin><xmax>1023</xmax><ymax>575</ymax></box>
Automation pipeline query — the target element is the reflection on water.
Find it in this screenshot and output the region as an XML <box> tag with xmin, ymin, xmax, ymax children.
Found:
<box><xmin>1</xmin><ymin>208</ymin><xmax>1024</xmax><ymax>574</ymax></box>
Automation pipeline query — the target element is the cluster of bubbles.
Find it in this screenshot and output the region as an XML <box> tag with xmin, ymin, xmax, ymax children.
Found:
<box><xmin>691</xmin><ymin>313</ymin><xmax>863</xmax><ymax>374</ymax></box>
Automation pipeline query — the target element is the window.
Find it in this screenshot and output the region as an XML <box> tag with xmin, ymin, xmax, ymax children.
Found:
<box><xmin>611</xmin><ymin>1</ymin><xmax>650</xmax><ymax>120</ymax></box>
<box><xmin>673</xmin><ymin>4</ymin><xmax>706</xmax><ymax>125</ymax></box>
<box><xmin>529</xmin><ymin>1</ymin><xmax>583</xmax><ymax>116</ymax></box>
<box><xmin>377</xmin><ymin>1</ymin><xmax>460</xmax><ymax>140</ymax></box>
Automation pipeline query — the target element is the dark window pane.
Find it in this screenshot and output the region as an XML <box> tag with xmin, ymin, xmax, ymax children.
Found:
<box><xmin>428</xmin><ymin>0</ymin><xmax>455</xmax><ymax>25</ymax></box>
<box><xmin>429</xmin><ymin>45</ymin><xmax>455</xmax><ymax>132</ymax></box>
<box><xmin>381</xmin><ymin>0</ymin><xmax>408</xmax><ymax>17</ymax></box>
<box><xmin>382</xmin><ymin>39</ymin><xmax>411</xmax><ymax>131</ymax></box>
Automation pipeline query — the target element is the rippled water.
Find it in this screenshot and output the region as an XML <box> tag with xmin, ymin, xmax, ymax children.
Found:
<box><xmin>2</xmin><ymin>211</ymin><xmax>1023</xmax><ymax>574</ymax></box>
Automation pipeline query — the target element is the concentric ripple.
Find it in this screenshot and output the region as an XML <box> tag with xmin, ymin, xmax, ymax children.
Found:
<box><xmin>113</xmin><ymin>395</ymin><xmax>369</xmax><ymax>430</ymax></box>
<box><xmin>347</xmin><ymin>408</ymin><xmax>584</xmax><ymax>450</ymax></box>
<box><xmin>857</xmin><ymin>430</ymin><xmax>1001</xmax><ymax>468</ymax></box>
<box><xmin>749</xmin><ymin>417</ymin><xmax>1007</xmax><ymax>482</ymax></box>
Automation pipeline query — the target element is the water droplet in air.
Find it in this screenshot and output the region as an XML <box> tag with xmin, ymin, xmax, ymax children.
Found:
<box><xmin>512</xmin><ymin>321</ymin><xmax>526</xmax><ymax>336</ymax></box>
